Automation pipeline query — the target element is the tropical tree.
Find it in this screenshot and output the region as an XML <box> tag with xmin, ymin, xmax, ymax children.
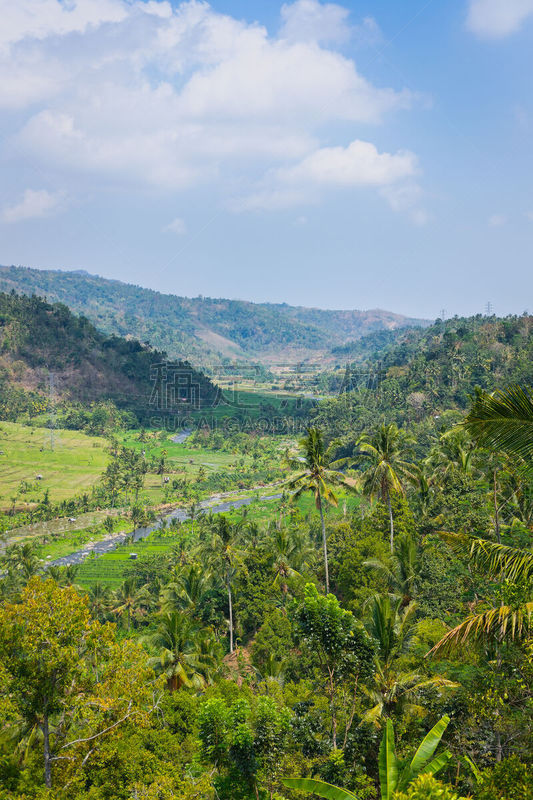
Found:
<box><xmin>296</xmin><ymin>583</ymin><xmax>374</xmax><ymax>748</ymax></box>
<box><xmin>354</xmin><ymin>424</ymin><xmax>419</xmax><ymax>552</ymax></box>
<box><xmin>425</xmin><ymin>428</ymin><xmax>477</xmax><ymax>479</ymax></box>
<box><xmin>145</xmin><ymin>611</ymin><xmax>218</xmax><ymax>691</ymax></box>
<box><xmin>283</xmin><ymin>715</ymin><xmax>453</xmax><ymax>800</ymax></box>
<box><xmin>186</xmin><ymin>498</ymin><xmax>204</xmax><ymax>537</ymax></box>
<box><xmin>285</xmin><ymin>427</ymin><xmax>352</xmax><ymax>592</ymax></box>
<box><xmin>363</xmin><ymin>594</ymin><xmax>456</xmax><ymax>724</ymax></box>
<box><xmin>87</xmin><ymin>581</ymin><xmax>111</xmax><ymax>621</ymax></box>
<box><xmin>199</xmin><ymin>515</ymin><xmax>245</xmax><ymax>653</ymax></box>
<box><xmin>270</xmin><ymin>527</ymin><xmax>313</xmax><ymax>596</ymax></box>
<box><xmin>111</xmin><ymin>577</ymin><xmax>151</xmax><ymax>631</ymax></box>
<box><xmin>364</xmin><ymin>534</ymin><xmax>419</xmax><ymax>606</ymax></box>
<box><xmin>160</xmin><ymin>563</ymin><xmax>211</xmax><ymax>614</ymax></box>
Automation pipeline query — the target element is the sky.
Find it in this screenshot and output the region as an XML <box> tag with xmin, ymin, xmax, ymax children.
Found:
<box><xmin>0</xmin><ymin>0</ymin><xmax>532</xmax><ymax>319</ymax></box>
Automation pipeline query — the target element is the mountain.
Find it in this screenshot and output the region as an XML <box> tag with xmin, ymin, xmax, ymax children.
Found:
<box><xmin>0</xmin><ymin>265</ymin><xmax>428</xmax><ymax>365</ymax></box>
<box><xmin>0</xmin><ymin>292</ymin><xmax>217</xmax><ymax>422</ymax></box>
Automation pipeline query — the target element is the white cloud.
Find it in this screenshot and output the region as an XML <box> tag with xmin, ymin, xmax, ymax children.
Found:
<box><xmin>164</xmin><ymin>217</ymin><xmax>187</xmax><ymax>234</ymax></box>
<box><xmin>279</xmin><ymin>0</ymin><xmax>351</xmax><ymax>44</ymax></box>
<box><xmin>466</xmin><ymin>0</ymin><xmax>533</xmax><ymax>38</ymax></box>
<box><xmin>280</xmin><ymin>140</ymin><xmax>417</xmax><ymax>187</ymax></box>
<box><xmin>488</xmin><ymin>213</ymin><xmax>506</xmax><ymax>227</ymax></box>
<box><xmin>237</xmin><ymin>139</ymin><xmax>424</xmax><ymax>220</ymax></box>
<box><xmin>0</xmin><ymin>0</ymin><xmax>129</xmax><ymax>51</ymax></box>
<box><xmin>0</xmin><ymin>1</ymin><xmax>421</xmax><ymax>220</ymax></box>
<box><xmin>1</xmin><ymin>189</ymin><xmax>62</xmax><ymax>223</ymax></box>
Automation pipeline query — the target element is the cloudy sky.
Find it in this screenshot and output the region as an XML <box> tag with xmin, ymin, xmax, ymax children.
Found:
<box><xmin>0</xmin><ymin>0</ymin><xmax>532</xmax><ymax>318</ymax></box>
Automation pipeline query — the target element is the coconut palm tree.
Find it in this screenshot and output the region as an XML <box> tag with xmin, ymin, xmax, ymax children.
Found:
<box><xmin>199</xmin><ymin>515</ymin><xmax>245</xmax><ymax>653</ymax></box>
<box><xmin>354</xmin><ymin>423</ymin><xmax>419</xmax><ymax>553</ymax></box>
<box><xmin>145</xmin><ymin>611</ymin><xmax>218</xmax><ymax>691</ymax></box>
<box><xmin>111</xmin><ymin>578</ymin><xmax>151</xmax><ymax>631</ymax></box>
<box><xmin>428</xmin><ymin>384</ymin><xmax>533</xmax><ymax>655</ymax></box>
<box><xmin>186</xmin><ymin>499</ymin><xmax>204</xmax><ymax>537</ymax></box>
<box><xmin>425</xmin><ymin>428</ymin><xmax>477</xmax><ymax>479</ymax></box>
<box><xmin>87</xmin><ymin>581</ymin><xmax>111</xmax><ymax>621</ymax></box>
<box><xmin>160</xmin><ymin>563</ymin><xmax>211</xmax><ymax>615</ymax></box>
<box><xmin>285</xmin><ymin>427</ymin><xmax>352</xmax><ymax>593</ymax></box>
<box><xmin>270</xmin><ymin>527</ymin><xmax>313</xmax><ymax>596</ymax></box>
<box><xmin>364</xmin><ymin>534</ymin><xmax>419</xmax><ymax>606</ymax></box>
<box><xmin>363</xmin><ymin>594</ymin><xmax>456</xmax><ymax>724</ymax></box>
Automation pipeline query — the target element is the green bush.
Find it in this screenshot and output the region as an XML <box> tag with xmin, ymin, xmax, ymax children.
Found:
<box><xmin>476</xmin><ymin>756</ymin><xmax>533</xmax><ymax>800</ymax></box>
<box><xmin>393</xmin><ymin>774</ymin><xmax>468</xmax><ymax>800</ymax></box>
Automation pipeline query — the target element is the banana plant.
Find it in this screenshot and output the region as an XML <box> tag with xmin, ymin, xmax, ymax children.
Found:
<box><xmin>379</xmin><ymin>715</ymin><xmax>452</xmax><ymax>799</ymax></box>
<box><xmin>283</xmin><ymin>715</ymin><xmax>452</xmax><ymax>800</ymax></box>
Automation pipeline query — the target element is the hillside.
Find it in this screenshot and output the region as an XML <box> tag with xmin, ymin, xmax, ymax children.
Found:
<box><xmin>0</xmin><ymin>265</ymin><xmax>428</xmax><ymax>364</ymax></box>
<box><xmin>0</xmin><ymin>292</ymin><xmax>217</xmax><ymax>421</ymax></box>
<box><xmin>313</xmin><ymin>314</ymin><xmax>533</xmax><ymax>438</ymax></box>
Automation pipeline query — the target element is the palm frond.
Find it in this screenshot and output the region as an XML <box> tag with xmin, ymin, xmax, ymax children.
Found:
<box><xmin>439</xmin><ymin>531</ymin><xmax>533</xmax><ymax>582</ymax></box>
<box><xmin>463</xmin><ymin>385</ymin><xmax>533</xmax><ymax>461</ymax></box>
<box><xmin>428</xmin><ymin>601</ymin><xmax>533</xmax><ymax>656</ymax></box>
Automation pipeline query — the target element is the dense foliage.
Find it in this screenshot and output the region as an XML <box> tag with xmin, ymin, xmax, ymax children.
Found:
<box><xmin>0</xmin><ymin>306</ymin><xmax>532</xmax><ymax>799</ymax></box>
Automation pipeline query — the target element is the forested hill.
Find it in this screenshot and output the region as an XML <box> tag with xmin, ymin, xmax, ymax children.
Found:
<box><xmin>325</xmin><ymin>314</ymin><xmax>533</xmax><ymax>425</ymax></box>
<box><xmin>0</xmin><ymin>292</ymin><xmax>216</xmax><ymax>419</ymax></box>
<box><xmin>0</xmin><ymin>265</ymin><xmax>427</xmax><ymax>363</ymax></box>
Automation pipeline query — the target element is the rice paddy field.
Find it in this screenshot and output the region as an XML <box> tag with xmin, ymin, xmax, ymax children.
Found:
<box><xmin>75</xmin><ymin>490</ymin><xmax>361</xmax><ymax>588</ymax></box>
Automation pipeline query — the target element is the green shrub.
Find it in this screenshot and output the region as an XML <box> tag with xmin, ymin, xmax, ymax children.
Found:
<box><xmin>476</xmin><ymin>756</ymin><xmax>533</xmax><ymax>800</ymax></box>
<box><xmin>393</xmin><ymin>774</ymin><xmax>468</xmax><ymax>800</ymax></box>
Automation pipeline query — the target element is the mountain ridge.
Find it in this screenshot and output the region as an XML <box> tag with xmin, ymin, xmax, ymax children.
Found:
<box><xmin>0</xmin><ymin>265</ymin><xmax>429</xmax><ymax>364</ymax></box>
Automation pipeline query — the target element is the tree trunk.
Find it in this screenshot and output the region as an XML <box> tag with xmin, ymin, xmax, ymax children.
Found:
<box><xmin>42</xmin><ymin>713</ymin><xmax>52</xmax><ymax>788</ymax></box>
<box><xmin>387</xmin><ymin>494</ymin><xmax>394</xmax><ymax>554</ymax></box>
<box><xmin>318</xmin><ymin>492</ymin><xmax>329</xmax><ymax>594</ymax></box>
<box><xmin>228</xmin><ymin>581</ymin><xmax>234</xmax><ymax>654</ymax></box>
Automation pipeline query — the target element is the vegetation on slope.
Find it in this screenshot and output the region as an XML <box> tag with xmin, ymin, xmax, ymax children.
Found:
<box><xmin>0</xmin><ymin>265</ymin><xmax>427</xmax><ymax>362</ymax></box>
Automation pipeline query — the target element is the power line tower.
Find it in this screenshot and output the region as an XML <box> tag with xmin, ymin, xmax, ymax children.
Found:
<box><xmin>485</xmin><ymin>301</ymin><xmax>493</xmax><ymax>316</ymax></box>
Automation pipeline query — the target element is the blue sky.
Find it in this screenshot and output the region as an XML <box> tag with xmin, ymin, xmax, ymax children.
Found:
<box><xmin>0</xmin><ymin>0</ymin><xmax>532</xmax><ymax>319</ymax></box>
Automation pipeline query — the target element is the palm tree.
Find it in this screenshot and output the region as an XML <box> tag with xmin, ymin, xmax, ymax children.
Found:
<box><xmin>87</xmin><ymin>582</ymin><xmax>111</xmax><ymax>621</ymax></box>
<box><xmin>363</xmin><ymin>594</ymin><xmax>456</xmax><ymax>724</ymax></box>
<box><xmin>425</xmin><ymin>428</ymin><xmax>476</xmax><ymax>479</ymax></box>
<box><xmin>199</xmin><ymin>515</ymin><xmax>245</xmax><ymax>653</ymax></box>
<box><xmin>429</xmin><ymin>532</ymin><xmax>533</xmax><ymax>655</ymax></box>
<box><xmin>186</xmin><ymin>499</ymin><xmax>204</xmax><ymax>537</ymax></box>
<box><xmin>364</xmin><ymin>534</ymin><xmax>419</xmax><ymax>606</ymax></box>
<box><xmin>354</xmin><ymin>423</ymin><xmax>418</xmax><ymax>553</ymax></box>
<box><xmin>285</xmin><ymin>427</ymin><xmax>352</xmax><ymax>593</ymax></box>
<box><xmin>145</xmin><ymin>611</ymin><xmax>218</xmax><ymax>691</ymax></box>
<box><xmin>111</xmin><ymin>578</ymin><xmax>151</xmax><ymax>631</ymax></box>
<box><xmin>428</xmin><ymin>384</ymin><xmax>533</xmax><ymax>656</ymax></box>
<box><xmin>270</xmin><ymin>527</ymin><xmax>313</xmax><ymax>596</ymax></box>
<box><xmin>463</xmin><ymin>384</ymin><xmax>533</xmax><ymax>461</ymax></box>
<box><xmin>160</xmin><ymin>563</ymin><xmax>211</xmax><ymax>614</ymax></box>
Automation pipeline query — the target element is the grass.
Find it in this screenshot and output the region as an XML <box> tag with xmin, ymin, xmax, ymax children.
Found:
<box><xmin>0</xmin><ymin>422</ymin><xmax>108</xmax><ymax>510</ymax></box>
<box><xmin>0</xmin><ymin>422</ymin><xmax>260</xmax><ymax>512</ymax></box>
